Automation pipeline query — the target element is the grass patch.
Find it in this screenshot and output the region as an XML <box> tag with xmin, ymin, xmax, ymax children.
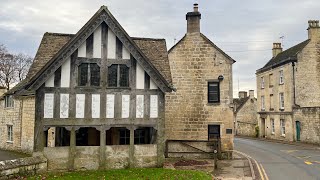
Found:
<box><xmin>27</xmin><ymin>168</ymin><xmax>212</xmax><ymax>180</ymax></box>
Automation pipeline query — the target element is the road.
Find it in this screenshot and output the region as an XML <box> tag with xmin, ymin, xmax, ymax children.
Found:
<box><xmin>235</xmin><ymin>137</ymin><xmax>320</xmax><ymax>180</ymax></box>
<box><xmin>0</xmin><ymin>150</ymin><xmax>27</xmax><ymax>161</ymax></box>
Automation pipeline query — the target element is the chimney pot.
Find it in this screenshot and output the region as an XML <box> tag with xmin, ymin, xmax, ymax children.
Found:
<box><xmin>272</xmin><ymin>43</ymin><xmax>282</xmax><ymax>57</ymax></box>
<box><xmin>193</xmin><ymin>3</ymin><xmax>199</xmax><ymax>12</ymax></box>
<box><xmin>186</xmin><ymin>3</ymin><xmax>201</xmax><ymax>34</ymax></box>
<box><xmin>308</xmin><ymin>20</ymin><xmax>320</xmax><ymax>40</ymax></box>
<box><xmin>249</xmin><ymin>90</ymin><xmax>254</xmax><ymax>98</ymax></box>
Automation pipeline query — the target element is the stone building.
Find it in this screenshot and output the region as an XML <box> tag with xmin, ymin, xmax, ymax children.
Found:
<box><xmin>0</xmin><ymin>6</ymin><xmax>174</xmax><ymax>170</ymax></box>
<box><xmin>165</xmin><ymin>4</ymin><xmax>235</xmax><ymax>158</ymax></box>
<box><xmin>256</xmin><ymin>20</ymin><xmax>320</xmax><ymax>144</ymax></box>
<box><xmin>234</xmin><ymin>90</ymin><xmax>257</xmax><ymax>137</ymax></box>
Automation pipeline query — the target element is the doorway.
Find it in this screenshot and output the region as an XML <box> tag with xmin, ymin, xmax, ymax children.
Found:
<box><xmin>296</xmin><ymin>121</ymin><xmax>301</xmax><ymax>141</ymax></box>
<box><xmin>261</xmin><ymin>118</ymin><xmax>265</xmax><ymax>138</ymax></box>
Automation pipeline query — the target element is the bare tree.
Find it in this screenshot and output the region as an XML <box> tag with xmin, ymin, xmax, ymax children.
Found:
<box><xmin>0</xmin><ymin>44</ymin><xmax>33</xmax><ymax>90</ymax></box>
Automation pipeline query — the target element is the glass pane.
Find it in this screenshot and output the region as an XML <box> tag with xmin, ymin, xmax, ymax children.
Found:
<box><xmin>90</xmin><ymin>64</ymin><xmax>100</xmax><ymax>86</ymax></box>
<box><xmin>119</xmin><ymin>65</ymin><xmax>129</xmax><ymax>87</ymax></box>
<box><xmin>78</xmin><ymin>63</ymin><xmax>88</xmax><ymax>86</ymax></box>
<box><xmin>108</xmin><ymin>65</ymin><xmax>118</xmax><ymax>87</ymax></box>
<box><xmin>209</xmin><ymin>92</ymin><xmax>218</xmax><ymax>102</ymax></box>
<box><xmin>208</xmin><ymin>82</ymin><xmax>218</xmax><ymax>92</ymax></box>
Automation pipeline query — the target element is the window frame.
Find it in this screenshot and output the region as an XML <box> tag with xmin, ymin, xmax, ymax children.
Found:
<box><xmin>279</xmin><ymin>93</ymin><xmax>284</xmax><ymax>110</ymax></box>
<box><xmin>261</xmin><ymin>95</ymin><xmax>265</xmax><ymax>111</ymax></box>
<box><xmin>7</xmin><ymin>125</ymin><xmax>13</xmax><ymax>142</ymax></box>
<box><xmin>279</xmin><ymin>70</ymin><xmax>284</xmax><ymax>84</ymax></box>
<box><xmin>119</xmin><ymin>128</ymin><xmax>130</xmax><ymax>145</ymax></box>
<box><xmin>207</xmin><ymin>81</ymin><xmax>220</xmax><ymax>104</ymax></box>
<box><xmin>261</xmin><ymin>77</ymin><xmax>265</xmax><ymax>89</ymax></box>
<box><xmin>269</xmin><ymin>73</ymin><xmax>273</xmax><ymax>87</ymax></box>
<box><xmin>77</xmin><ymin>63</ymin><xmax>101</xmax><ymax>87</ymax></box>
<box><xmin>280</xmin><ymin>119</ymin><xmax>285</xmax><ymax>136</ymax></box>
<box><xmin>4</xmin><ymin>95</ymin><xmax>14</xmax><ymax>108</ymax></box>
<box><xmin>107</xmin><ymin>64</ymin><xmax>130</xmax><ymax>88</ymax></box>
<box><xmin>271</xmin><ymin>119</ymin><xmax>275</xmax><ymax>134</ymax></box>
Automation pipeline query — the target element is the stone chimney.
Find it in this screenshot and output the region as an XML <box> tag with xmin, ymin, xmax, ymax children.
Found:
<box><xmin>249</xmin><ymin>90</ymin><xmax>254</xmax><ymax>98</ymax></box>
<box><xmin>272</xmin><ymin>43</ymin><xmax>282</xmax><ymax>57</ymax></box>
<box><xmin>308</xmin><ymin>20</ymin><xmax>320</xmax><ymax>40</ymax></box>
<box><xmin>238</xmin><ymin>91</ymin><xmax>248</xmax><ymax>99</ymax></box>
<box><xmin>186</xmin><ymin>3</ymin><xmax>201</xmax><ymax>34</ymax></box>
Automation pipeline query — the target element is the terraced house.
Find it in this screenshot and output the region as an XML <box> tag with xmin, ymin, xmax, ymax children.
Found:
<box><xmin>256</xmin><ymin>20</ymin><xmax>320</xmax><ymax>144</ymax></box>
<box><xmin>0</xmin><ymin>6</ymin><xmax>174</xmax><ymax>170</ymax></box>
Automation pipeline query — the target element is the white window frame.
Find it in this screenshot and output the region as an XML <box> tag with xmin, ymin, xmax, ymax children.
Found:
<box><xmin>7</xmin><ymin>125</ymin><xmax>13</xmax><ymax>142</ymax></box>
<box><xmin>261</xmin><ymin>77</ymin><xmax>265</xmax><ymax>89</ymax></box>
<box><xmin>261</xmin><ymin>96</ymin><xmax>265</xmax><ymax>110</ymax></box>
<box><xmin>4</xmin><ymin>95</ymin><xmax>14</xmax><ymax>108</ymax></box>
<box><xmin>279</xmin><ymin>93</ymin><xmax>284</xmax><ymax>110</ymax></box>
<box><xmin>280</xmin><ymin>119</ymin><xmax>285</xmax><ymax>136</ymax></box>
<box><xmin>271</xmin><ymin>119</ymin><xmax>275</xmax><ymax>134</ymax></box>
<box><xmin>279</xmin><ymin>70</ymin><xmax>284</xmax><ymax>84</ymax></box>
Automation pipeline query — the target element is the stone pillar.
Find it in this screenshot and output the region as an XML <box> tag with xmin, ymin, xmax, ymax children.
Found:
<box><xmin>157</xmin><ymin>93</ymin><xmax>165</xmax><ymax>167</ymax></box>
<box><xmin>129</xmin><ymin>126</ymin><xmax>135</xmax><ymax>168</ymax></box>
<box><xmin>68</xmin><ymin>127</ymin><xmax>76</xmax><ymax>170</ymax></box>
<box><xmin>99</xmin><ymin>126</ymin><xmax>107</xmax><ymax>169</ymax></box>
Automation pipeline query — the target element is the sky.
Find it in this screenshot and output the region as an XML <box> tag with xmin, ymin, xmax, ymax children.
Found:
<box><xmin>0</xmin><ymin>0</ymin><xmax>319</xmax><ymax>97</ymax></box>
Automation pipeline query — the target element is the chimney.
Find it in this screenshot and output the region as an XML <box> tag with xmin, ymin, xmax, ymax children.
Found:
<box><xmin>186</xmin><ymin>3</ymin><xmax>201</xmax><ymax>34</ymax></box>
<box><xmin>249</xmin><ymin>90</ymin><xmax>254</xmax><ymax>98</ymax></box>
<box><xmin>308</xmin><ymin>20</ymin><xmax>320</xmax><ymax>40</ymax></box>
<box><xmin>238</xmin><ymin>91</ymin><xmax>248</xmax><ymax>99</ymax></box>
<box><xmin>272</xmin><ymin>43</ymin><xmax>282</xmax><ymax>57</ymax></box>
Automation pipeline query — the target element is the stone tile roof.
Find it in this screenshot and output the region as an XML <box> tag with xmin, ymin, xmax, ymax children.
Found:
<box><xmin>257</xmin><ymin>39</ymin><xmax>310</xmax><ymax>73</ymax></box>
<box><xmin>132</xmin><ymin>37</ymin><xmax>172</xmax><ymax>84</ymax></box>
<box><xmin>4</xmin><ymin>33</ymin><xmax>172</xmax><ymax>96</ymax></box>
<box><xmin>233</xmin><ymin>97</ymin><xmax>249</xmax><ymax>113</ymax></box>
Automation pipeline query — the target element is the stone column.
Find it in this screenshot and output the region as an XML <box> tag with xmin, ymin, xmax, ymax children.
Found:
<box><xmin>129</xmin><ymin>126</ymin><xmax>135</xmax><ymax>168</ymax></box>
<box><xmin>99</xmin><ymin>126</ymin><xmax>107</xmax><ymax>169</ymax></box>
<box><xmin>68</xmin><ymin>127</ymin><xmax>76</xmax><ymax>170</ymax></box>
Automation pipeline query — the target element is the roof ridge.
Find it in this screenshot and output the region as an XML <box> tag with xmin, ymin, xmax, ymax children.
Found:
<box><xmin>131</xmin><ymin>37</ymin><xmax>165</xmax><ymax>41</ymax></box>
<box><xmin>45</xmin><ymin>32</ymin><xmax>75</xmax><ymax>36</ymax></box>
<box><xmin>276</xmin><ymin>39</ymin><xmax>310</xmax><ymax>58</ymax></box>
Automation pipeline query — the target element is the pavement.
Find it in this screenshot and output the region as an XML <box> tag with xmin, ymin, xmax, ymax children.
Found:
<box><xmin>0</xmin><ymin>149</ymin><xmax>27</xmax><ymax>161</ymax></box>
<box><xmin>235</xmin><ymin>137</ymin><xmax>320</xmax><ymax>180</ymax></box>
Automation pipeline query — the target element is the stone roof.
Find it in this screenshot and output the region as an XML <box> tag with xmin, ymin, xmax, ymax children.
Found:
<box><xmin>132</xmin><ymin>37</ymin><xmax>172</xmax><ymax>84</ymax></box>
<box><xmin>257</xmin><ymin>39</ymin><xmax>310</xmax><ymax>73</ymax></box>
<box><xmin>233</xmin><ymin>97</ymin><xmax>249</xmax><ymax>113</ymax></box>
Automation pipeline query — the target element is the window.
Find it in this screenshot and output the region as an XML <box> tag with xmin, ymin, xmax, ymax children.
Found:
<box><xmin>271</xmin><ymin>119</ymin><xmax>275</xmax><ymax>134</ymax></box>
<box><xmin>261</xmin><ymin>96</ymin><xmax>265</xmax><ymax>110</ymax></box>
<box><xmin>279</xmin><ymin>93</ymin><xmax>284</xmax><ymax>110</ymax></box>
<box><xmin>208</xmin><ymin>82</ymin><xmax>220</xmax><ymax>103</ymax></box>
<box><xmin>4</xmin><ymin>96</ymin><xmax>14</xmax><ymax>108</ymax></box>
<box><xmin>261</xmin><ymin>77</ymin><xmax>265</xmax><ymax>89</ymax></box>
<box><xmin>7</xmin><ymin>125</ymin><xmax>13</xmax><ymax>142</ymax></box>
<box><xmin>108</xmin><ymin>65</ymin><xmax>129</xmax><ymax>87</ymax></box>
<box><xmin>270</xmin><ymin>94</ymin><xmax>274</xmax><ymax>110</ymax></box>
<box><xmin>134</xmin><ymin>129</ymin><xmax>146</xmax><ymax>144</ymax></box>
<box><xmin>78</xmin><ymin>63</ymin><xmax>100</xmax><ymax>86</ymax></box>
<box><xmin>279</xmin><ymin>70</ymin><xmax>284</xmax><ymax>84</ymax></box>
<box><xmin>280</xmin><ymin>119</ymin><xmax>285</xmax><ymax>136</ymax></box>
<box><xmin>119</xmin><ymin>128</ymin><xmax>130</xmax><ymax>145</ymax></box>
<box><xmin>269</xmin><ymin>74</ymin><xmax>273</xmax><ymax>87</ymax></box>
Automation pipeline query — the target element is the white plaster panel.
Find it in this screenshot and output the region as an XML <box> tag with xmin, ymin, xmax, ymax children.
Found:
<box><xmin>150</xmin><ymin>95</ymin><xmax>158</xmax><ymax>118</ymax></box>
<box><xmin>150</xmin><ymin>79</ymin><xmax>158</xmax><ymax>89</ymax></box>
<box><xmin>106</xmin><ymin>94</ymin><xmax>115</xmax><ymax>118</ymax></box>
<box><xmin>92</xmin><ymin>94</ymin><xmax>100</xmax><ymax>118</ymax></box>
<box><xmin>60</xmin><ymin>94</ymin><xmax>69</xmax><ymax>118</ymax></box>
<box><xmin>136</xmin><ymin>95</ymin><xmax>144</xmax><ymax>118</ymax></box>
<box><xmin>136</xmin><ymin>63</ymin><xmax>145</xmax><ymax>89</ymax></box>
<box><xmin>76</xmin><ymin>94</ymin><xmax>85</xmax><ymax>118</ymax></box>
<box><xmin>61</xmin><ymin>57</ymin><xmax>70</xmax><ymax>87</ymax></box>
<box><xmin>122</xmin><ymin>95</ymin><xmax>130</xmax><ymax>118</ymax></box>
<box><xmin>44</xmin><ymin>93</ymin><xmax>54</xmax><ymax>118</ymax></box>
<box><xmin>123</xmin><ymin>45</ymin><xmax>130</xmax><ymax>59</ymax></box>
<box><xmin>45</xmin><ymin>74</ymin><xmax>54</xmax><ymax>87</ymax></box>
<box><xmin>93</xmin><ymin>25</ymin><xmax>102</xmax><ymax>58</ymax></box>
<box><xmin>107</xmin><ymin>28</ymin><xmax>116</xmax><ymax>59</ymax></box>
<box><xmin>78</xmin><ymin>41</ymin><xmax>86</xmax><ymax>57</ymax></box>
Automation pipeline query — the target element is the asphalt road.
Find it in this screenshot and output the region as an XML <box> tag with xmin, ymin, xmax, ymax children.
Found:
<box><xmin>0</xmin><ymin>150</ymin><xmax>27</xmax><ymax>161</ymax></box>
<box><xmin>235</xmin><ymin>137</ymin><xmax>320</xmax><ymax>180</ymax></box>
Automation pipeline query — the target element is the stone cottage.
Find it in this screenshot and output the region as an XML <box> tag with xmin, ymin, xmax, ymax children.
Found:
<box><xmin>165</xmin><ymin>4</ymin><xmax>235</xmax><ymax>158</ymax></box>
<box><xmin>256</xmin><ymin>20</ymin><xmax>320</xmax><ymax>144</ymax></box>
<box><xmin>233</xmin><ymin>90</ymin><xmax>257</xmax><ymax>137</ymax></box>
<box><xmin>0</xmin><ymin>6</ymin><xmax>174</xmax><ymax>170</ymax></box>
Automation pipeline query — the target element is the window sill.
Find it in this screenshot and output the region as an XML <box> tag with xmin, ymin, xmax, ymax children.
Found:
<box><xmin>207</xmin><ymin>102</ymin><xmax>220</xmax><ymax>106</ymax></box>
<box><xmin>4</xmin><ymin>107</ymin><xmax>14</xmax><ymax>109</ymax></box>
<box><xmin>6</xmin><ymin>141</ymin><xmax>13</xmax><ymax>144</ymax></box>
<box><xmin>271</xmin><ymin>132</ymin><xmax>275</xmax><ymax>135</ymax></box>
<box><xmin>261</xmin><ymin>109</ymin><xmax>265</xmax><ymax>111</ymax></box>
<box><xmin>279</xmin><ymin>108</ymin><xmax>285</xmax><ymax>111</ymax></box>
<box><xmin>269</xmin><ymin>85</ymin><xmax>273</xmax><ymax>88</ymax></box>
<box><xmin>279</xmin><ymin>83</ymin><xmax>284</xmax><ymax>85</ymax></box>
<box><xmin>281</xmin><ymin>134</ymin><xmax>286</xmax><ymax>137</ymax></box>
<box><xmin>106</xmin><ymin>87</ymin><xmax>131</xmax><ymax>90</ymax></box>
<box><xmin>269</xmin><ymin>108</ymin><xmax>274</xmax><ymax>111</ymax></box>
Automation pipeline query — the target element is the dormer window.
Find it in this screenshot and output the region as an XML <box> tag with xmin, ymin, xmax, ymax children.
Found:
<box><xmin>78</xmin><ymin>63</ymin><xmax>100</xmax><ymax>86</ymax></box>
<box><xmin>4</xmin><ymin>95</ymin><xmax>14</xmax><ymax>108</ymax></box>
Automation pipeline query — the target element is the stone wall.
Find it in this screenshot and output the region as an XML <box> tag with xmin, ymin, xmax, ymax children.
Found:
<box><xmin>294</xmin><ymin>107</ymin><xmax>320</xmax><ymax>144</ymax></box>
<box><xmin>236</xmin><ymin>122</ymin><xmax>256</xmax><ymax>137</ymax></box>
<box><xmin>20</xmin><ymin>96</ymin><xmax>35</xmax><ymax>153</ymax></box>
<box><xmin>0</xmin><ymin>156</ymin><xmax>47</xmax><ymax>179</ymax></box>
<box><xmin>166</xmin><ymin>32</ymin><xmax>234</xmax><ymax>152</ymax></box>
<box><xmin>235</xmin><ymin>98</ymin><xmax>257</xmax><ymax>137</ymax></box>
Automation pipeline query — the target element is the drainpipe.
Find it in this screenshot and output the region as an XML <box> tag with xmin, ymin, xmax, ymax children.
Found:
<box><xmin>292</xmin><ymin>62</ymin><xmax>296</xmax><ymax>106</ymax></box>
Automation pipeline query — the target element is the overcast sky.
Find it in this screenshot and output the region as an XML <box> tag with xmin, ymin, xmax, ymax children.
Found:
<box><xmin>1</xmin><ymin>0</ymin><xmax>319</xmax><ymax>97</ymax></box>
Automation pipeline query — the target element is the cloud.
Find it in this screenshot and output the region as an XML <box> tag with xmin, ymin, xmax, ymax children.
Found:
<box><xmin>0</xmin><ymin>0</ymin><xmax>319</xmax><ymax>96</ymax></box>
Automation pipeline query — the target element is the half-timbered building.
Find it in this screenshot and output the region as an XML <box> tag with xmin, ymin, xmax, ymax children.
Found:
<box><xmin>1</xmin><ymin>6</ymin><xmax>173</xmax><ymax>170</ymax></box>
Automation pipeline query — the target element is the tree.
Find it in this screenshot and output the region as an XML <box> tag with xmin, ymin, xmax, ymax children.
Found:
<box><xmin>0</xmin><ymin>44</ymin><xmax>33</xmax><ymax>90</ymax></box>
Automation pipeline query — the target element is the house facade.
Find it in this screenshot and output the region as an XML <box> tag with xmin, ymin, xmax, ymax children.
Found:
<box><xmin>234</xmin><ymin>90</ymin><xmax>257</xmax><ymax>137</ymax></box>
<box><xmin>165</xmin><ymin>4</ymin><xmax>235</xmax><ymax>158</ymax></box>
<box><xmin>0</xmin><ymin>6</ymin><xmax>174</xmax><ymax>170</ymax></box>
<box><xmin>256</xmin><ymin>20</ymin><xmax>320</xmax><ymax>144</ymax></box>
